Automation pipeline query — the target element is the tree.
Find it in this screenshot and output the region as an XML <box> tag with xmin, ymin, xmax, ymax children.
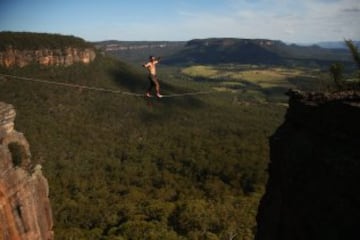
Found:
<box><xmin>330</xmin><ymin>39</ymin><xmax>360</xmax><ymax>90</ymax></box>
<box><xmin>345</xmin><ymin>39</ymin><xmax>360</xmax><ymax>70</ymax></box>
<box><xmin>329</xmin><ymin>62</ymin><xmax>344</xmax><ymax>89</ymax></box>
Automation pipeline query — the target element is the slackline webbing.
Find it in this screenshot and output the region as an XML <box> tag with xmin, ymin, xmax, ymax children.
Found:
<box><xmin>0</xmin><ymin>73</ymin><xmax>214</xmax><ymax>98</ymax></box>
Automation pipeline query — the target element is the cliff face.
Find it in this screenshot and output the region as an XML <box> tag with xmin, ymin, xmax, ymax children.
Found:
<box><xmin>0</xmin><ymin>102</ymin><xmax>53</xmax><ymax>240</ymax></box>
<box><xmin>256</xmin><ymin>90</ymin><xmax>360</xmax><ymax>240</ymax></box>
<box><xmin>0</xmin><ymin>46</ymin><xmax>96</xmax><ymax>68</ymax></box>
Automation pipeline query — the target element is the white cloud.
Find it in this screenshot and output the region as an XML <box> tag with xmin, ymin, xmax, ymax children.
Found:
<box><xmin>170</xmin><ymin>0</ymin><xmax>360</xmax><ymax>43</ymax></box>
<box><xmin>83</xmin><ymin>0</ymin><xmax>360</xmax><ymax>42</ymax></box>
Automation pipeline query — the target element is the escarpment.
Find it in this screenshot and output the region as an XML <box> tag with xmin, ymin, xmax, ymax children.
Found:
<box><xmin>0</xmin><ymin>102</ymin><xmax>53</xmax><ymax>240</ymax></box>
<box><xmin>256</xmin><ymin>90</ymin><xmax>360</xmax><ymax>240</ymax></box>
<box><xmin>0</xmin><ymin>46</ymin><xmax>96</xmax><ymax>68</ymax></box>
<box><xmin>0</xmin><ymin>32</ymin><xmax>96</xmax><ymax>68</ymax></box>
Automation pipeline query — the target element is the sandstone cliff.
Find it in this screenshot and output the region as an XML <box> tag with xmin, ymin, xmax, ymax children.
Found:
<box><xmin>256</xmin><ymin>90</ymin><xmax>360</xmax><ymax>240</ymax></box>
<box><xmin>0</xmin><ymin>46</ymin><xmax>96</xmax><ymax>68</ymax></box>
<box><xmin>0</xmin><ymin>102</ymin><xmax>53</xmax><ymax>240</ymax></box>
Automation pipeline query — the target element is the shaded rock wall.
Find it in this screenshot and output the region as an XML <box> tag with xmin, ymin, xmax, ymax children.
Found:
<box><xmin>256</xmin><ymin>90</ymin><xmax>360</xmax><ymax>240</ymax></box>
<box><xmin>0</xmin><ymin>102</ymin><xmax>53</xmax><ymax>240</ymax></box>
<box><xmin>0</xmin><ymin>46</ymin><xmax>96</xmax><ymax>68</ymax></box>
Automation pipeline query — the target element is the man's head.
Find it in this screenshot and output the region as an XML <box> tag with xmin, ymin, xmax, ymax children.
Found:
<box><xmin>149</xmin><ymin>55</ymin><xmax>156</xmax><ymax>61</ymax></box>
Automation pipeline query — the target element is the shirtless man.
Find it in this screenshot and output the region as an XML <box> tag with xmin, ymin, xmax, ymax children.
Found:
<box><xmin>143</xmin><ymin>55</ymin><xmax>163</xmax><ymax>98</ymax></box>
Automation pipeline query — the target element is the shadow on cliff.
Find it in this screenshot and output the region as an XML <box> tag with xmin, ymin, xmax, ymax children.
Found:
<box><xmin>108</xmin><ymin>62</ymin><xmax>146</xmax><ymax>93</ymax></box>
<box><xmin>256</xmin><ymin>90</ymin><xmax>360</xmax><ymax>240</ymax></box>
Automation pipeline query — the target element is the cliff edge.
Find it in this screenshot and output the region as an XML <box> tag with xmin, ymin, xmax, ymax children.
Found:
<box><xmin>256</xmin><ymin>90</ymin><xmax>360</xmax><ymax>240</ymax></box>
<box><xmin>0</xmin><ymin>102</ymin><xmax>53</xmax><ymax>240</ymax></box>
<box><xmin>0</xmin><ymin>32</ymin><xmax>96</xmax><ymax>68</ymax></box>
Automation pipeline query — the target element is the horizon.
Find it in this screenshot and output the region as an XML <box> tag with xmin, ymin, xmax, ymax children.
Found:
<box><xmin>2</xmin><ymin>31</ymin><xmax>358</xmax><ymax>46</ymax></box>
<box><xmin>1</xmin><ymin>0</ymin><xmax>359</xmax><ymax>44</ymax></box>
<box><xmin>88</xmin><ymin>37</ymin><xmax>360</xmax><ymax>45</ymax></box>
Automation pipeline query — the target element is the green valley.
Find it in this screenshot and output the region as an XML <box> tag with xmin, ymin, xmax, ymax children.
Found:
<box><xmin>1</xmin><ymin>53</ymin><xmax>286</xmax><ymax>239</ymax></box>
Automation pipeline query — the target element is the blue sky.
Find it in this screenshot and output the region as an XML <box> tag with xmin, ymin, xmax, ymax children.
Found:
<box><xmin>1</xmin><ymin>0</ymin><xmax>359</xmax><ymax>43</ymax></box>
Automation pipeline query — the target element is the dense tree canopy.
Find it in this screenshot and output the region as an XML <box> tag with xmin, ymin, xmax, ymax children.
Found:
<box><xmin>0</xmin><ymin>54</ymin><xmax>285</xmax><ymax>239</ymax></box>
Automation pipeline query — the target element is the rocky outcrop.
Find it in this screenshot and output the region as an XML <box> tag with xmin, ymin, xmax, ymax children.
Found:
<box><xmin>0</xmin><ymin>102</ymin><xmax>53</xmax><ymax>239</ymax></box>
<box><xmin>256</xmin><ymin>90</ymin><xmax>360</xmax><ymax>240</ymax></box>
<box><xmin>0</xmin><ymin>46</ymin><xmax>96</xmax><ymax>68</ymax></box>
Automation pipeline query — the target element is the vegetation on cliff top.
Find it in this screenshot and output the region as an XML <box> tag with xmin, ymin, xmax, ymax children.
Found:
<box><xmin>0</xmin><ymin>31</ymin><xmax>93</xmax><ymax>50</ymax></box>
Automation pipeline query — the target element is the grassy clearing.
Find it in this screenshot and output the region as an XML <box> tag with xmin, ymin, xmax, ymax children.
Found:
<box><xmin>181</xmin><ymin>65</ymin><xmax>220</xmax><ymax>78</ymax></box>
<box><xmin>181</xmin><ymin>64</ymin><xmax>330</xmax><ymax>101</ymax></box>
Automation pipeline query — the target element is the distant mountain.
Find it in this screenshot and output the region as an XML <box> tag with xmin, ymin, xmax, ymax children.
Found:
<box><xmin>315</xmin><ymin>41</ymin><xmax>360</xmax><ymax>49</ymax></box>
<box><xmin>163</xmin><ymin>38</ymin><xmax>284</xmax><ymax>65</ymax></box>
<box><xmin>162</xmin><ymin>38</ymin><xmax>351</xmax><ymax>66</ymax></box>
<box><xmin>95</xmin><ymin>38</ymin><xmax>353</xmax><ymax>67</ymax></box>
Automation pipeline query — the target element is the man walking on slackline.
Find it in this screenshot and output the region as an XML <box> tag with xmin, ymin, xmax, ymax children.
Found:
<box><xmin>143</xmin><ymin>55</ymin><xmax>163</xmax><ymax>98</ymax></box>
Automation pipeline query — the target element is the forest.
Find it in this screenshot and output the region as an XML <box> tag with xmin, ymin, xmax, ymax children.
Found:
<box><xmin>0</xmin><ymin>53</ymin><xmax>290</xmax><ymax>239</ymax></box>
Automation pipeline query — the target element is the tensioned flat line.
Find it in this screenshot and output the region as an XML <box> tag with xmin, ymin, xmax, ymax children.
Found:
<box><xmin>161</xmin><ymin>91</ymin><xmax>213</xmax><ymax>97</ymax></box>
<box><xmin>0</xmin><ymin>73</ymin><xmax>215</xmax><ymax>98</ymax></box>
<box><xmin>0</xmin><ymin>73</ymin><xmax>141</xmax><ymax>95</ymax></box>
